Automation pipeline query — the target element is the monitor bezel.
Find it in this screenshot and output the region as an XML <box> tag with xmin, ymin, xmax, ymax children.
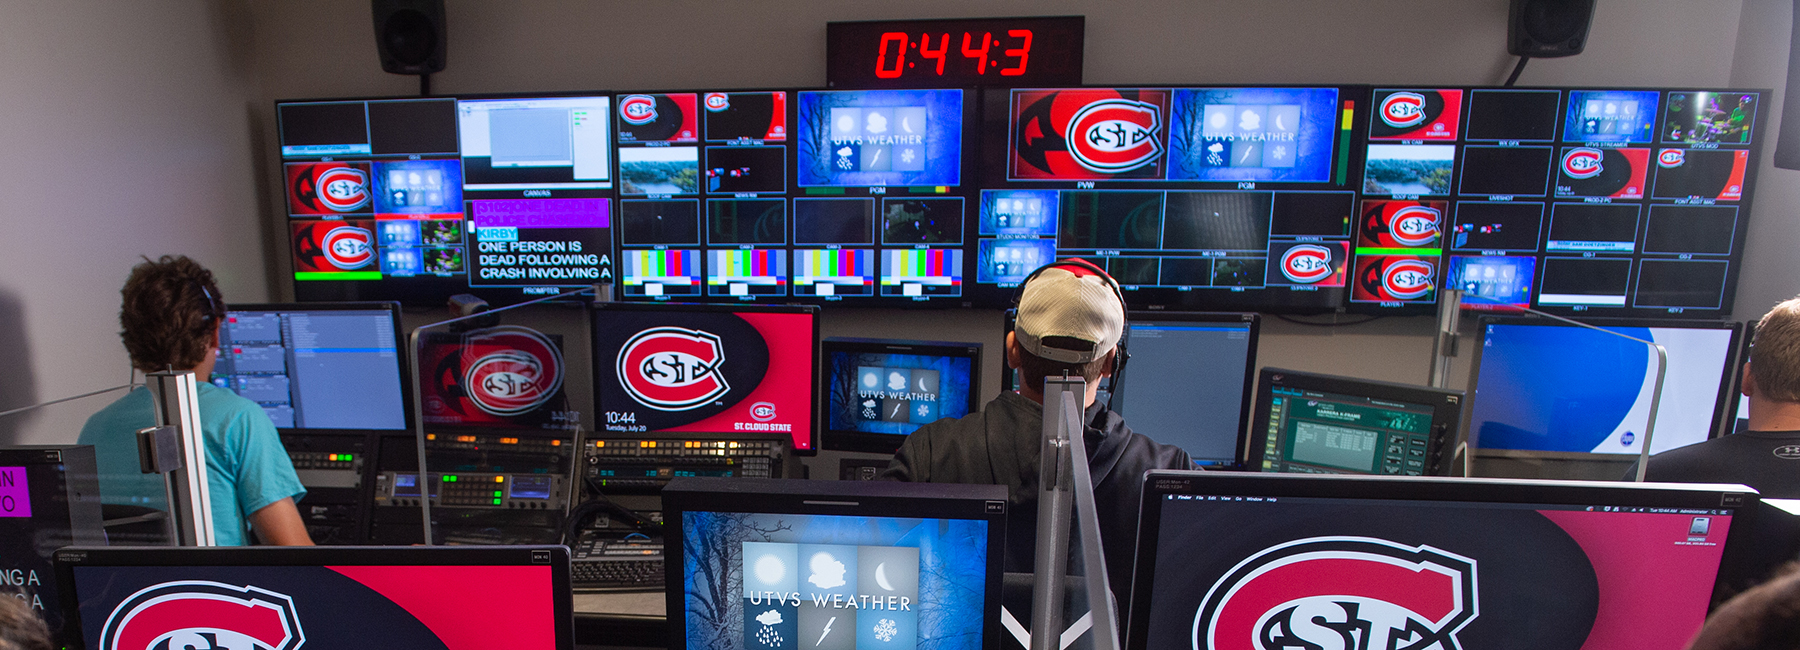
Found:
<box><xmin>819</xmin><ymin>337</ymin><xmax>984</xmax><ymax>454</ymax></box>
<box><xmin>53</xmin><ymin>544</ymin><xmax>575</xmax><ymax>650</ymax></box>
<box><xmin>1465</xmin><ymin>315</ymin><xmax>1745</xmax><ymax>459</ymax></box>
<box><xmin>1109</xmin><ymin>311</ymin><xmax>1262</xmax><ymax>468</ymax></box>
<box><xmin>1124</xmin><ymin>470</ymin><xmax>1759</xmax><ymax>650</ymax></box>
<box><xmin>661</xmin><ymin>477</ymin><xmax>1008</xmax><ymax>650</ymax></box>
<box><xmin>1245</xmin><ymin>366</ymin><xmax>1465</xmax><ymax>475</ymax></box>
<box><xmin>220</xmin><ymin>301</ymin><xmax>414</xmax><ymax>433</ymax></box>
<box><xmin>588</xmin><ymin>301</ymin><xmax>823</xmax><ymax>455</ymax></box>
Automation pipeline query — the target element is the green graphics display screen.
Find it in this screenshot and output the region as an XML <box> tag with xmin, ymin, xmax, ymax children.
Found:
<box><xmin>1260</xmin><ymin>386</ymin><xmax>1435</xmax><ymax>474</ymax></box>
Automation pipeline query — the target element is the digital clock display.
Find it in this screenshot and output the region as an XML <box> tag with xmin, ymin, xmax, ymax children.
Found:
<box><xmin>827</xmin><ymin>16</ymin><xmax>1084</xmax><ymax>88</ymax></box>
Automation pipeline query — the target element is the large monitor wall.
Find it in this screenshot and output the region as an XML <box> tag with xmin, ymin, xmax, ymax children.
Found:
<box><xmin>275</xmin><ymin>85</ymin><xmax>1766</xmax><ymax>318</ymax></box>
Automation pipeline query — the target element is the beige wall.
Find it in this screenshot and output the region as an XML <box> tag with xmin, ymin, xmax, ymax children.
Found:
<box><xmin>5</xmin><ymin>0</ymin><xmax>1791</xmax><ymax>448</ymax></box>
<box><xmin>0</xmin><ymin>1</ymin><xmax>269</xmax><ymax>445</ymax></box>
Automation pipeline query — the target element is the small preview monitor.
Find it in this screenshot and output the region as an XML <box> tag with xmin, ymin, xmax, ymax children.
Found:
<box><xmin>591</xmin><ymin>302</ymin><xmax>821</xmax><ymax>453</ymax></box>
<box><xmin>1126</xmin><ymin>471</ymin><xmax>1757</xmax><ymax>650</ymax></box>
<box><xmin>213</xmin><ymin>302</ymin><xmax>409</xmax><ymax>431</ymax></box>
<box><xmin>821</xmin><ymin>338</ymin><xmax>982</xmax><ymax>454</ymax></box>
<box><xmin>1248</xmin><ymin>368</ymin><xmax>1463</xmax><ymax>476</ymax></box>
<box><xmin>1110</xmin><ymin>312</ymin><xmax>1260</xmax><ymax>468</ymax></box>
<box><xmin>1467</xmin><ymin>317</ymin><xmax>1743</xmax><ymax>456</ymax></box>
<box><xmin>0</xmin><ymin>446</ymin><xmax>103</xmax><ymax>644</ymax></box>
<box><xmin>54</xmin><ymin>545</ymin><xmax>573</xmax><ymax>650</ymax></box>
<box><xmin>662</xmin><ymin>477</ymin><xmax>1006</xmax><ymax>650</ymax></box>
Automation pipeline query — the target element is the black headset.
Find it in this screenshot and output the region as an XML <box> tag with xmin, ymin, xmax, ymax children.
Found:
<box><xmin>1016</xmin><ymin>258</ymin><xmax>1132</xmax><ymax>407</ymax></box>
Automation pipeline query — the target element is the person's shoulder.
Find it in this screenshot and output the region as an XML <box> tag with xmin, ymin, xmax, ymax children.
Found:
<box><xmin>195</xmin><ymin>383</ymin><xmax>278</xmax><ymax>433</ymax></box>
<box><xmin>78</xmin><ymin>388</ymin><xmax>152</xmax><ymax>440</ymax></box>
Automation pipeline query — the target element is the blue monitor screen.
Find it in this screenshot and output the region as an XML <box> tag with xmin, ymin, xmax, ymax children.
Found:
<box><xmin>213</xmin><ymin>306</ymin><xmax>407</xmax><ymax>430</ymax></box>
<box><xmin>825</xmin><ymin>351</ymin><xmax>975</xmax><ymax>436</ymax></box>
<box><xmin>796</xmin><ymin>89</ymin><xmax>964</xmax><ymax>187</ymax></box>
<box><xmin>1166</xmin><ymin>87</ymin><xmax>1340</xmax><ymax>183</ymax></box>
<box><xmin>681</xmin><ymin>510</ymin><xmax>989</xmax><ymax>650</ymax></box>
<box><xmin>1468</xmin><ymin>321</ymin><xmax>1738</xmax><ymax>455</ymax></box>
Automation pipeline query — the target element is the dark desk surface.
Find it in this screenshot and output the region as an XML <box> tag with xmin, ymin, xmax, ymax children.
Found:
<box><xmin>573</xmin><ymin>590</ymin><xmax>667</xmax><ymax>648</ymax></box>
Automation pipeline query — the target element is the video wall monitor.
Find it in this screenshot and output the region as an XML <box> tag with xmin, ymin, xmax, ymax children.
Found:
<box><xmin>0</xmin><ymin>446</ymin><xmax>103</xmax><ymax>645</ymax></box>
<box><xmin>1125</xmin><ymin>471</ymin><xmax>1757</xmax><ymax>650</ymax></box>
<box><xmin>416</xmin><ymin>322</ymin><xmax>578</xmax><ymax>435</ymax></box>
<box><xmin>612</xmin><ymin>88</ymin><xmax>974</xmax><ymax>306</ymax></box>
<box><xmin>1247</xmin><ymin>368</ymin><xmax>1461</xmax><ymax>476</ymax></box>
<box><xmin>821</xmin><ymin>337</ymin><xmax>982</xmax><ymax>454</ymax></box>
<box><xmin>213</xmin><ymin>302</ymin><xmax>409</xmax><ymax>431</ymax></box>
<box><xmin>276</xmin><ymin>94</ymin><xmax>616</xmax><ymax>306</ymax></box>
<box><xmin>662</xmin><ymin>477</ymin><xmax>1006</xmax><ymax>650</ymax></box>
<box><xmin>1466</xmin><ymin>317</ymin><xmax>1743</xmax><ymax>457</ymax></box>
<box><xmin>1109</xmin><ymin>312</ymin><xmax>1260</xmax><ymax>468</ymax></box>
<box><xmin>974</xmin><ymin>86</ymin><xmax>1365</xmax><ymax>313</ymax></box>
<box><xmin>54</xmin><ymin>545</ymin><xmax>574</xmax><ymax>650</ymax></box>
<box><xmin>1348</xmin><ymin>87</ymin><xmax>1767</xmax><ymax>318</ymax></box>
<box><xmin>590</xmin><ymin>302</ymin><xmax>821</xmax><ymax>454</ymax></box>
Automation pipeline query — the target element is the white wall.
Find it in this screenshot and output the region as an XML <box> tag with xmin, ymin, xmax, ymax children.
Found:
<box><xmin>0</xmin><ymin>1</ymin><xmax>271</xmax><ymax>445</ymax></box>
<box><xmin>1730</xmin><ymin>0</ymin><xmax>1800</xmax><ymax>320</ymax></box>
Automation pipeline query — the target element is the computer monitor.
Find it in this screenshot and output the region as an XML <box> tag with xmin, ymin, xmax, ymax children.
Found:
<box><xmin>1248</xmin><ymin>368</ymin><xmax>1463</xmax><ymax>476</ymax></box>
<box><xmin>821</xmin><ymin>338</ymin><xmax>981</xmax><ymax>454</ymax></box>
<box><xmin>53</xmin><ymin>545</ymin><xmax>573</xmax><ymax>650</ymax></box>
<box><xmin>214</xmin><ymin>302</ymin><xmax>409</xmax><ymax>432</ymax></box>
<box><xmin>591</xmin><ymin>302</ymin><xmax>821</xmax><ymax>454</ymax></box>
<box><xmin>972</xmin><ymin>85</ymin><xmax>1363</xmax><ymax>313</ymax></box>
<box><xmin>662</xmin><ymin>477</ymin><xmax>1006</xmax><ymax>650</ymax></box>
<box><xmin>277</xmin><ymin>94</ymin><xmax>615</xmax><ymax>306</ymax></box>
<box><xmin>1125</xmin><ymin>471</ymin><xmax>1757</xmax><ymax>650</ymax></box>
<box><xmin>1466</xmin><ymin>316</ymin><xmax>1743</xmax><ymax>456</ymax></box>
<box><xmin>1111</xmin><ymin>312</ymin><xmax>1260</xmax><ymax>468</ymax></box>
<box><xmin>0</xmin><ymin>446</ymin><xmax>102</xmax><ymax>643</ymax></box>
<box><xmin>998</xmin><ymin>310</ymin><xmax>1259</xmax><ymax>468</ymax></box>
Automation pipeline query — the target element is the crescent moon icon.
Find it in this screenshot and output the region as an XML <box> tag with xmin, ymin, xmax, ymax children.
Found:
<box><xmin>875</xmin><ymin>562</ymin><xmax>894</xmax><ymax>591</ymax></box>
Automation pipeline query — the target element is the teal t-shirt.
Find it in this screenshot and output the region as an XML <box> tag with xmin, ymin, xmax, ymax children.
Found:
<box><xmin>78</xmin><ymin>382</ymin><xmax>306</xmax><ymax>545</ymax></box>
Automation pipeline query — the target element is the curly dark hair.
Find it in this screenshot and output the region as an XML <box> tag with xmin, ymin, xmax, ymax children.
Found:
<box><xmin>0</xmin><ymin>594</ymin><xmax>52</xmax><ymax>650</ymax></box>
<box><xmin>119</xmin><ymin>255</ymin><xmax>224</xmax><ymax>372</ymax></box>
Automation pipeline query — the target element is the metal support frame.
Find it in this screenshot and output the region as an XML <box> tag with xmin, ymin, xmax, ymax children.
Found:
<box><xmin>1030</xmin><ymin>376</ymin><xmax>1121</xmax><ymax>650</ymax></box>
<box><xmin>407</xmin><ymin>284</ymin><xmax>607</xmax><ymax>545</ymax></box>
<box><xmin>1435</xmin><ymin>290</ymin><xmax>1670</xmax><ymax>481</ymax></box>
<box><xmin>142</xmin><ymin>371</ymin><xmax>214</xmax><ymax>546</ymax></box>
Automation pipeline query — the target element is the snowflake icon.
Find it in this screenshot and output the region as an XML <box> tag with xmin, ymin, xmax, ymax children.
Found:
<box><xmin>916</xmin><ymin>404</ymin><xmax>930</xmax><ymax>417</ymax></box>
<box><xmin>873</xmin><ymin>618</ymin><xmax>898</xmax><ymax>643</ymax></box>
<box><xmin>900</xmin><ymin>149</ymin><xmax>916</xmax><ymax>164</ymax></box>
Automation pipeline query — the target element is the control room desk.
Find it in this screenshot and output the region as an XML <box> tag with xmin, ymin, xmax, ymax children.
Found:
<box><xmin>574</xmin><ymin>591</ymin><xmax>667</xmax><ymax>648</ymax></box>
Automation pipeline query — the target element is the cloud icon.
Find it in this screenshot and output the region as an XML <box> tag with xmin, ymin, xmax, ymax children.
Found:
<box><xmin>757</xmin><ymin>610</ymin><xmax>784</xmax><ymax>626</ymax></box>
<box><xmin>808</xmin><ymin>552</ymin><xmax>847</xmax><ymax>589</ymax></box>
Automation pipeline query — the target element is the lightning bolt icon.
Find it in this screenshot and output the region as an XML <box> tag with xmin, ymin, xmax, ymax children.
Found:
<box><xmin>817</xmin><ymin>617</ymin><xmax>836</xmax><ymax>646</ymax></box>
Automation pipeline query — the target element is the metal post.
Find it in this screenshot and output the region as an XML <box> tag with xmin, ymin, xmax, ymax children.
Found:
<box><xmin>1031</xmin><ymin>376</ymin><xmax>1121</xmax><ymax>650</ymax></box>
<box><xmin>144</xmin><ymin>371</ymin><xmax>214</xmax><ymax>546</ymax></box>
<box><xmin>1030</xmin><ymin>378</ymin><xmax>1075</xmax><ymax>650</ymax></box>
<box><xmin>1429</xmin><ymin>289</ymin><xmax>1463</xmax><ymax>389</ymax></box>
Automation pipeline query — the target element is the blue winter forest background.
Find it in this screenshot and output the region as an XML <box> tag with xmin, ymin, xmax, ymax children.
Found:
<box><xmin>682</xmin><ymin>511</ymin><xmax>990</xmax><ymax>650</ymax></box>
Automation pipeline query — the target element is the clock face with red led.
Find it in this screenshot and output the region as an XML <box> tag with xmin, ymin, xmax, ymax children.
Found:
<box><xmin>827</xmin><ymin>16</ymin><xmax>1084</xmax><ymax>88</ymax></box>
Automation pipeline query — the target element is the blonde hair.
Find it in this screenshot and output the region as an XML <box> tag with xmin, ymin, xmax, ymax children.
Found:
<box><xmin>1751</xmin><ymin>297</ymin><xmax>1800</xmax><ymax>403</ymax></box>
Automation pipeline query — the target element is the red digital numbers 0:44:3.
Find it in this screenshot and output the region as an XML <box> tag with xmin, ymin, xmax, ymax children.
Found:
<box><xmin>874</xmin><ymin>30</ymin><xmax>1034</xmax><ymax>78</ymax></box>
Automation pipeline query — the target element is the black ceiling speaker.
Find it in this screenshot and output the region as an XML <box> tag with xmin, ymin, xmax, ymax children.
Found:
<box><xmin>1508</xmin><ymin>0</ymin><xmax>1597</xmax><ymax>58</ymax></box>
<box><xmin>372</xmin><ymin>0</ymin><xmax>446</xmax><ymax>75</ymax></box>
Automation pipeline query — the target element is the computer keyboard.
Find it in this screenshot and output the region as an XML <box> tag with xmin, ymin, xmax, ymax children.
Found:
<box><xmin>572</xmin><ymin>537</ymin><xmax>665</xmax><ymax>592</ymax></box>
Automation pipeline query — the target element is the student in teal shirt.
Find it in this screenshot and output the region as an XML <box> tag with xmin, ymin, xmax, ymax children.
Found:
<box><xmin>78</xmin><ymin>255</ymin><xmax>312</xmax><ymax>546</ymax></box>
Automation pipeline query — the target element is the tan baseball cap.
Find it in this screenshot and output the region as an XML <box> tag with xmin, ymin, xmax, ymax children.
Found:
<box><xmin>1014</xmin><ymin>261</ymin><xmax>1125</xmax><ymax>364</ymax></box>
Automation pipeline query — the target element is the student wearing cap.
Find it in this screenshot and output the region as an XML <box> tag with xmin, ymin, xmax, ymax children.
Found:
<box><xmin>78</xmin><ymin>255</ymin><xmax>312</xmax><ymax>546</ymax></box>
<box><xmin>881</xmin><ymin>260</ymin><xmax>1190</xmax><ymax>609</ymax></box>
<box><xmin>1644</xmin><ymin>295</ymin><xmax>1800</xmax><ymax>498</ymax></box>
